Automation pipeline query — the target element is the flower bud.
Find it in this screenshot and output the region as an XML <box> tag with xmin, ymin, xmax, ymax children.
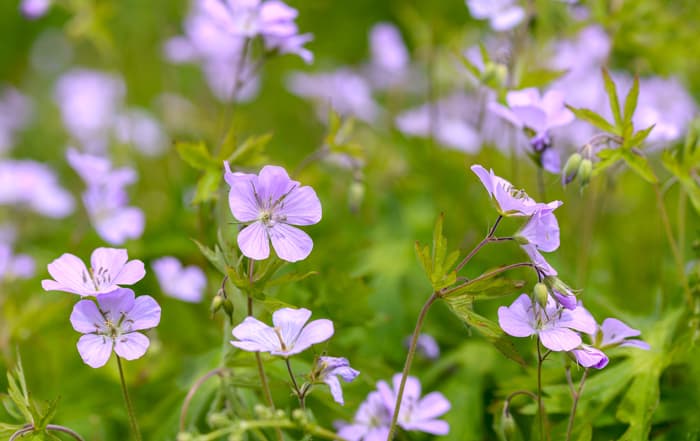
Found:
<box><xmin>500</xmin><ymin>409</ymin><xmax>520</xmax><ymax>441</ymax></box>
<box><xmin>561</xmin><ymin>152</ymin><xmax>582</xmax><ymax>185</ymax></box>
<box><xmin>210</xmin><ymin>294</ymin><xmax>224</xmax><ymax>314</ymax></box>
<box><xmin>207</xmin><ymin>412</ymin><xmax>229</xmax><ymax>428</ymax></box>
<box><xmin>534</xmin><ymin>282</ymin><xmax>549</xmax><ymax>308</ymax></box>
<box><xmin>578</xmin><ymin>158</ymin><xmax>593</xmax><ymax>188</ymax></box>
<box><xmin>348</xmin><ymin>180</ymin><xmax>365</xmax><ymax>213</ymax></box>
<box><xmin>482</xmin><ymin>62</ymin><xmax>507</xmax><ymax>88</ymax></box>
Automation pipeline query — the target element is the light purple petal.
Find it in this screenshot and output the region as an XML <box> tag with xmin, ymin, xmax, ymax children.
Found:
<box><xmin>470</xmin><ymin>165</ymin><xmax>496</xmax><ymax>197</ymax></box>
<box><xmin>324</xmin><ymin>375</ymin><xmax>345</xmax><ymax>405</ymax></box>
<box><xmin>541</xmin><ymin>148</ymin><xmax>561</xmax><ymax>174</ymax></box>
<box><xmin>488</xmin><ymin>102</ymin><xmax>523</xmax><ymax>128</ymax></box>
<box><xmin>114</xmin><ymin>332</ymin><xmax>150</xmax><ymax>360</ymax></box>
<box><xmin>517</xmin><ymin>208</ymin><xmax>560</xmax><ymax>252</ymax></box>
<box><xmin>268</xmin><ymin>223</ymin><xmax>313</xmax><ymax>262</ymax></box>
<box><xmin>511</xmin><ymin>106</ymin><xmax>547</xmax><ymax>133</ymax></box>
<box><xmin>76</xmin><ymin>334</ymin><xmax>113</xmax><ymax>368</ymax></box>
<box><xmin>272</xmin><ymin>307</ymin><xmax>311</xmax><ymax>342</ymax></box>
<box><xmin>522</xmin><ymin>244</ymin><xmax>558</xmax><ymax>277</ymax></box>
<box><xmin>560</xmin><ymin>305</ymin><xmax>598</xmax><ymax>335</ymax></box>
<box><xmin>228</xmin><ymin>176</ymin><xmax>261</xmax><ymax>222</ymax></box>
<box><xmin>113</xmin><ymin>260</ymin><xmax>146</xmax><ymax>286</ymax></box>
<box><xmin>600</xmin><ymin>318</ymin><xmax>641</xmax><ymax>346</ymax></box>
<box><xmin>96</xmin><ymin>288</ymin><xmax>136</xmax><ymax>321</ymax></box>
<box><xmin>237</xmin><ymin>221</ymin><xmax>270</xmax><ymax>260</ymax></box>
<box><xmin>539</xmin><ymin>327</ymin><xmax>581</xmax><ymax>351</ymax></box>
<box><xmin>126</xmin><ymin>295</ymin><xmax>161</xmax><ymax>331</ymax></box>
<box><xmin>90</xmin><ymin>247</ymin><xmax>145</xmax><ymax>286</ymax></box>
<box><xmin>401</xmin><ymin>419</ymin><xmax>450</xmax><ymax>435</ymax></box>
<box><xmin>43</xmin><ymin>253</ymin><xmax>92</xmax><ymax>295</ymax></box>
<box><xmin>290</xmin><ymin>318</ymin><xmax>334</xmax><ymax>355</ymax></box>
<box><xmin>490</xmin><ymin>6</ymin><xmax>525</xmax><ymax>31</ymax></box>
<box><xmin>414</xmin><ymin>392</ymin><xmax>451</xmax><ymax>420</ymax></box>
<box><xmin>70</xmin><ymin>300</ymin><xmax>105</xmax><ymax>334</ymax></box>
<box><xmin>572</xmin><ymin>345</ymin><xmax>608</xmax><ymax>369</ymax></box>
<box><xmin>256</xmin><ymin>165</ymin><xmax>298</xmax><ymax>205</ymax></box>
<box><xmin>231</xmin><ymin>316</ymin><xmax>281</xmax><ymax>353</ymax></box>
<box><xmin>619</xmin><ymin>339</ymin><xmax>651</xmax><ymax>350</ymax></box>
<box><xmin>277</xmin><ymin>185</ymin><xmax>322</xmax><ymax>226</ymax></box>
<box><xmin>498</xmin><ymin>294</ymin><xmax>536</xmax><ymax>338</ymax></box>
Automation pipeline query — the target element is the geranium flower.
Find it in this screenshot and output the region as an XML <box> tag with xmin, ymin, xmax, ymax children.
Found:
<box><xmin>377</xmin><ymin>374</ymin><xmax>450</xmax><ymax>435</ymax></box>
<box><xmin>313</xmin><ymin>356</ymin><xmax>360</xmax><ymax>405</ymax></box>
<box><xmin>230</xmin><ymin>307</ymin><xmax>333</xmax><ymax>357</ymax></box>
<box><xmin>152</xmin><ymin>256</ymin><xmax>206</xmax><ymax>303</ymax></box>
<box><xmin>571</xmin><ymin>344</ymin><xmax>609</xmax><ymax>369</ymax></box>
<box><xmin>571</xmin><ymin>318</ymin><xmax>649</xmax><ymax>369</ymax></box>
<box><xmin>466</xmin><ymin>0</ymin><xmax>525</xmax><ymax>31</ymax></box>
<box><xmin>498</xmin><ymin>294</ymin><xmax>597</xmax><ymax>351</ymax></box>
<box><xmin>336</xmin><ymin>391</ymin><xmax>391</xmax><ymax>441</ymax></box>
<box><xmin>224</xmin><ymin>164</ymin><xmax>322</xmax><ymax>262</ymax></box>
<box><xmin>70</xmin><ymin>288</ymin><xmax>161</xmax><ymax>368</ymax></box>
<box><xmin>516</xmin><ymin>206</ymin><xmax>561</xmax><ymax>252</ymax></box>
<box><xmin>42</xmin><ymin>247</ymin><xmax>145</xmax><ymax>296</ymax></box>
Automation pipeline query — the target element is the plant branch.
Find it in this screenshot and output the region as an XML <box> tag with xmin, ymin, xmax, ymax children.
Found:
<box><xmin>455</xmin><ymin>215</ymin><xmax>503</xmax><ymax>272</ymax></box>
<box><xmin>180</xmin><ymin>367</ymin><xmax>228</xmax><ymax>432</ymax></box>
<box><xmin>117</xmin><ymin>356</ymin><xmax>142</xmax><ymax>441</ymax></box>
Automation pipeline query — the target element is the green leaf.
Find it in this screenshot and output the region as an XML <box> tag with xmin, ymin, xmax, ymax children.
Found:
<box><xmin>226</xmin><ymin>133</ymin><xmax>272</xmax><ymax>167</ymax></box>
<box><xmin>444</xmin><ymin>275</ymin><xmax>526</xmax><ymax>300</ymax></box>
<box><xmin>193</xmin><ymin>240</ymin><xmax>227</xmax><ymax>274</ymax></box>
<box><xmin>625</xmin><ymin>124</ymin><xmax>654</xmax><ymax>149</ymax></box>
<box><xmin>519</xmin><ymin>68</ymin><xmax>568</xmax><ymax>89</ymax></box>
<box><xmin>443</xmin><ymin>297</ymin><xmax>526</xmax><ymax>366</ymax></box>
<box><xmin>175</xmin><ymin>141</ymin><xmax>218</xmax><ymax>170</ymax></box>
<box><xmin>622</xmin><ymin>75</ymin><xmax>639</xmax><ymax>134</ymax></box>
<box><xmin>567</xmin><ymin>106</ymin><xmax>618</xmax><ymax>135</ymax></box>
<box><xmin>621</xmin><ymin>150</ymin><xmax>658</xmax><ymax>183</ymax></box>
<box><xmin>602</xmin><ymin>68</ymin><xmax>622</xmax><ymax>127</ymax></box>
<box><xmin>192</xmin><ymin>168</ymin><xmax>221</xmax><ymax>204</ymax></box>
<box><xmin>266</xmin><ymin>271</ymin><xmax>318</xmax><ymax>288</ymax></box>
<box><xmin>575</xmin><ymin>424</ymin><xmax>593</xmax><ymax>441</ymax></box>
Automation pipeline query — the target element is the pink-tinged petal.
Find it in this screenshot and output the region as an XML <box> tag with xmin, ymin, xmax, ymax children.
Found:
<box><xmin>402</xmin><ymin>419</ymin><xmax>450</xmax><ymax>435</ymax></box>
<box><xmin>127</xmin><ymin>295</ymin><xmax>161</xmax><ymax>331</ymax></box>
<box><xmin>114</xmin><ymin>332</ymin><xmax>150</xmax><ymax>360</ymax></box>
<box><xmin>96</xmin><ymin>288</ymin><xmax>136</xmax><ymax>321</ymax></box>
<box><xmin>76</xmin><ymin>334</ymin><xmax>113</xmax><ymax>368</ymax></box>
<box><xmin>561</xmin><ymin>305</ymin><xmax>598</xmax><ymax>335</ymax></box>
<box><xmin>70</xmin><ymin>300</ymin><xmax>105</xmax><ymax>333</ymax></box>
<box><xmin>237</xmin><ymin>222</ymin><xmax>270</xmax><ymax>260</ymax></box>
<box><xmin>268</xmin><ymin>223</ymin><xmax>313</xmax><ymax>262</ymax></box>
<box><xmin>256</xmin><ymin>165</ymin><xmax>298</xmax><ymax>204</ymax></box>
<box><xmin>44</xmin><ymin>253</ymin><xmax>92</xmax><ymax>295</ymax></box>
<box><xmin>231</xmin><ymin>316</ymin><xmax>281</xmax><ymax>353</ymax></box>
<box><xmin>272</xmin><ymin>307</ymin><xmax>311</xmax><ymax>344</ymax></box>
<box><xmin>290</xmin><ymin>318</ymin><xmax>334</xmax><ymax>355</ymax></box>
<box><xmin>539</xmin><ymin>327</ymin><xmax>581</xmax><ymax>351</ymax></box>
<box><xmin>619</xmin><ymin>340</ymin><xmax>651</xmax><ymax>350</ymax></box>
<box><xmin>600</xmin><ymin>318</ymin><xmax>641</xmax><ymax>346</ymax></box>
<box><xmin>572</xmin><ymin>345</ymin><xmax>608</xmax><ymax>369</ymax></box>
<box><xmin>277</xmin><ymin>186</ymin><xmax>322</xmax><ymax>226</ymax></box>
<box><xmin>415</xmin><ymin>392</ymin><xmax>451</xmax><ymax>420</ymax></box>
<box><xmin>498</xmin><ymin>294</ymin><xmax>536</xmax><ymax>338</ymax></box>
<box><xmin>200</xmin><ymin>0</ymin><xmax>237</xmax><ymax>29</ymax></box>
<box><xmin>228</xmin><ymin>176</ymin><xmax>260</xmax><ymax>222</ymax></box>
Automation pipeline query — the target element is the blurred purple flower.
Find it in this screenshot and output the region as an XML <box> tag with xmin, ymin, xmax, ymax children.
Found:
<box><xmin>498</xmin><ymin>294</ymin><xmax>597</xmax><ymax>351</ymax></box>
<box><xmin>634</xmin><ymin>76</ymin><xmax>696</xmax><ymax>145</ymax></box>
<box><xmin>314</xmin><ymin>356</ymin><xmax>360</xmax><ymax>405</ymax></box>
<box><xmin>405</xmin><ymin>333</ymin><xmax>440</xmax><ymax>360</ymax></box>
<box><xmin>377</xmin><ymin>374</ymin><xmax>450</xmax><ymax>435</ymax></box>
<box><xmin>336</xmin><ymin>391</ymin><xmax>391</xmax><ymax>441</ymax></box>
<box><xmin>364</xmin><ymin>22</ymin><xmax>411</xmax><ymax>90</ymax></box>
<box><xmin>54</xmin><ymin>69</ymin><xmax>125</xmax><ymax>153</ymax></box>
<box><xmin>0</xmin><ymin>160</ymin><xmax>74</xmax><ymax>218</ymax></box>
<box><xmin>516</xmin><ymin>206</ymin><xmax>560</xmax><ymax>252</ymax></box>
<box><xmin>265</xmin><ymin>32</ymin><xmax>314</xmax><ymax>64</ymax></box>
<box><xmin>201</xmin><ymin>0</ymin><xmax>298</xmax><ymax>38</ymax></box>
<box><xmin>114</xmin><ymin>109</ymin><xmax>168</xmax><ymax>157</ymax></box>
<box><xmin>466</xmin><ymin>0</ymin><xmax>525</xmax><ymax>31</ymax></box>
<box><xmin>231</xmin><ymin>307</ymin><xmax>333</xmax><ymax>357</ymax></box>
<box><xmin>224</xmin><ymin>163</ymin><xmax>321</xmax><ymax>262</ymax></box>
<box><xmin>42</xmin><ymin>247</ymin><xmax>145</xmax><ymax>296</ymax></box>
<box><xmin>20</xmin><ymin>0</ymin><xmax>51</xmax><ymax>19</ymax></box>
<box><xmin>0</xmin><ymin>87</ymin><xmax>32</xmax><ymax>152</ymax></box>
<box><xmin>471</xmin><ymin>164</ymin><xmax>562</xmax><ymax>216</ymax></box>
<box><xmin>0</xmin><ymin>244</ymin><xmax>35</xmax><ymax>280</ymax></box>
<box><xmin>287</xmin><ymin>69</ymin><xmax>380</xmax><ymax>123</ymax></box>
<box><xmin>152</xmin><ymin>256</ymin><xmax>206</xmax><ymax>303</ymax></box>
<box><xmin>70</xmin><ymin>288</ymin><xmax>161</xmax><ymax>368</ymax></box>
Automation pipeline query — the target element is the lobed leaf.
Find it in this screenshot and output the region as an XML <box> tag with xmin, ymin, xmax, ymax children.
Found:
<box><xmin>566</xmin><ymin>106</ymin><xmax>618</xmax><ymax>135</ymax></box>
<box><xmin>602</xmin><ymin>68</ymin><xmax>622</xmax><ymax>128</ymax></box>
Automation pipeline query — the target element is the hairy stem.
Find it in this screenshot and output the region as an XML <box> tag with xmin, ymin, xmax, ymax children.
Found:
<box><xmin>285</xmin><ymin>358</ymin><xmax>305</xmax><ymax>409</ymax></box>
<box><xmin>455</xmin><ymin>215</ymin><xmax>503</xmax><ymax>272</ymax></box>
<box><xmin>386</xmin><ymin>292</ymin><xmax>440</xmax><ymax>441</ymax></box>
<box><xmin>441</xmin><ymin>262</ymin><xmax>535</xmax><ymax>297</ymax></box>
<box><xmin>565</xmin><ymin>368</ymin><xmax>589</xmax><ymax>441</ymax></box>
<box><xmin>116</xmin><ymin>356</ymin><xmax>142</xmax><ymax>441</ymax></box>
<box><xmin>10</xmin><ymin>424</ymin><xmax>85</xmax><ymax>441</ymax></box>
<box><xmin>180</xmin><ymin>367</ymin><xmax>228</xmax><ymax>432</ymax></box>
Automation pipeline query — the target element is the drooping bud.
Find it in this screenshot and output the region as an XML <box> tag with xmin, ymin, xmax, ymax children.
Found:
<box><xmin>561</xmin><ymin>152</ymin><xmax>582</xmax><ymax>185</ymax></box>
<box><xmin>578</xmin><ymin>158</ymin><xmax>593</xmax><ymax>188</ymax></box>
<box><xmin>544</xmin><ymin>276</ymin><xmax>578</xmax><ymax>310</ymax></box>
<box><xmin>500</xmin><ymin>408</ymin><xmax>521</xmax><ymax>441</ymax></box>
<box><xmin>534</xmin><ymin>282</ymin><xmax>549</xmax><ymax>308</ymax></box>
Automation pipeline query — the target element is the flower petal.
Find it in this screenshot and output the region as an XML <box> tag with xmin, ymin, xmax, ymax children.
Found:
<box><xmin>414</xmin><ymin>392</ymin><xmax>451</xmax><ymax>420</ymax></box>
<box><xmin>277</xmin><ymin>185</ymin><xmax>322</xmax><ymax>226</ymax></box>
<box><xmin>572</xmin><ymin>345</ymin><xmax>608</xmax><ymax>369</ymax></box>
<box><xmin>127</xmin><ymin>295</ymin><xmax>161</xmax><ymax>331</ymax></box>
<box><xmin>600</xmin><ymin>318</ymin><xmax>641</xmax><ymax>346</ymax></box>
<box><xmin>231</xmin><ymin>316</ymin><xmax>281</xmax><ymax>353</ymax></box>
<box><xmin>401</xmin><ymin>419</ymin><xmax>450</xmax><ymax>435</ymax></box>
<box><xmin>43</xmin><ymin>253</ymin><xmax>92</xmax><ymax>295</ymax></box>
<box><xmin>561</xmin><ymin>305</ymin><xmax>598</xmax><ymax>335</ymax></box>
<box><xmin>227</xmin><ymin>174</ymin><xmax>260</xmax><ymax>222</ymax></box>
<box><xmin>70</xmin><ymin>299</ymin><xmax>105</xmax><ymax>333</ymax></box>
<box><xmin>539</xmin><ymin>327</ymin><xmax>581</xmax><ymax>351</ymax></box>
<box><xmin>256</xmin><ymin>165</ymin><xmax>298</xmax><ymax>205</ymax></box>
<box><xmin>76</xmin><ymin>334</ymin><xmax>113</xmax><ymax>368</ymax></box>
<box><xmin>114</xmin><ymin>332</ymin><xmax>150</xmax><ymax>360</ymax></box>
<box><xmin>96</xmin><ymin>288</ymin><xmax>136</xmax><ymax>322</ymax></box>
<box><xmin>90</xmin><ymin>247</ymin><xmax>128</xmax><ymax>280</ymax></box>
<box><xmin>268</xmin><ymin>223</ymin><xmax>313</xmax><ymax>262</ymax></box>
<box><xmin>289</xmin><ymin>318</ymin><xmax>334</xmax><ymax>355</ymax></box>
<box><xmin>324</xmin><ymin>375</ymin><xmax>345</xmax><ymax>405</ymax></box>
<box><xmin>272</xmin><ymin>307</ymin><xmax>312</xmax><ymax>345</ymax></box>
<box><xmin>237</xmin><ymin>221</ymin><xmax>270</xmax><ymax>260</ymax></box>
<box><xmin>498</xmin><ymin>294</ymin><xmax>536</xmax><ymax>338</ymax></box>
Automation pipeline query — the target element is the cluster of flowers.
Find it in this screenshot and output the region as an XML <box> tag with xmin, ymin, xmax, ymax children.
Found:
<box><xmin>472</xmin><ymin>164</ymin><xmax>649</xmax><ymax>368</ymax></box>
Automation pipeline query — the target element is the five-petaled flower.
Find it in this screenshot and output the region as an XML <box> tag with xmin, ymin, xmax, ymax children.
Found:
<box><xmin>224</xmin><ymin>163</ymin><xmax>322</xmax><ymax>262</ymax></box>
<box><xmin>231</xmin><ymin>307</ymin><xmax>333</xmax><ymax>357</ymax></box>
<box><xmin>498</xmin><ymin>293</ymin><xmax>597</xmax><ymax>351</ymax></box>
<box><xmin>312</xmin><ymin>356</ymin><xmax>360</xmax><ymax>405</ymax></box>
<box><xmin>572</xmin><ymin>317</ymin><xmax>650</xmax><ymax>369</ymax></box>
<box><xmin>42</xmin><ymin>247</ymin><xmax>145</xmax><ymax>296</ymax></box>
<box><xmin>336</xmin><ymin>391</ymin><xmax>392</xmax><ymax>441</ymax></box>
<box><xmin>70</xmin><ymin>288</ymin><xmax>161</xmax><ymax>368</ymax></box>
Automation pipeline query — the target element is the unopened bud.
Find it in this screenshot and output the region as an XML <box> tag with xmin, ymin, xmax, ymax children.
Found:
<box><xmin>222</xmin><ymin>298</ymin><xmax>234</xmax><ymax>318</ymax></box>
<box><xmin>579</xmin><ymin>158</ymin><xmax>593</xmax><ymax>188</ymax></box>
<box><xmin>500</xmin><ymin>410</ymin><xmax>520</xmax><ymax>440</ymax></box>
<box><xmin>482</xmin><ymin>62</ymin><xmax>507</xmax><ymax>88</ymax></box>
<box><xmin>210</xmin><ymin>294</ymin><xmax>224</xmax><ymax>314</ymax></box>
<box><xmin>207</xmin><ymin>412</ymin><xmax>229</xmax><ymax>428</ymax></box>
<box><xmin>534</xmin><ymin>282</ymin><xmax>549</xmax><ymax>307</ymax></box>
<box><xmin>561</xmin><ymin>152</ymin><xmax>582</xmax><ymax>185</ymax></box>
<box><xmin>348</xmin><ymin>180</ymin><xmax>365</xmax><ymax>213</ymax></box>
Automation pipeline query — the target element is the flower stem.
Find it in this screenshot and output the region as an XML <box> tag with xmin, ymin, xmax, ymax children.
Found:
<box><xmin>116</xmin><ymin>355</ymin><xmax>142</xmax><ymax>441</ymax></box>
<box><xmin>565</xmin><ymin>368</ymin><xmax>589</xmax><ymax>441</ymax></box>
<box><xmin>10</xmin><ymin>424</ymin><xmax>85</xmax><ymax>441</ymax></box>
<box><xmin>536</xmin><ymin>339</ymin><xmax>547</xmax><ymax>441</ymax></box>
<box><xmin>455</xmin><ymin>215</ymin><xmax>503</xmax><ymax>272</ymax></box>
<box><xmin>386</xmin><ymin>292</ymin><xmax>440</xmax><ymax>441</ymax></box>
<box><xmin>284</xmin><ymin>358</ymin><xmax>305</xmax><ymax>409</ymax></box>
<box><xmin>180</xmin><ymin>367</ymin><xmax>228</xmax><ymax>432</ymax></box>
<box><xmin>441</xmin><ymin>262</ymin><xmax>535</xmax><ymax>298</ymax></box>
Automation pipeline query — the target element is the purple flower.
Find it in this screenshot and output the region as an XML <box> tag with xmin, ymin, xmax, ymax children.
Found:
<box><xmin>201</xmin><ymin>0</ymin><xmax>298</xmax><ymax>38</ymax></box>
<box><xmin>0</xmin><ymin>160</ymin><xmax>74</xmax><ymax>218</ymax></box>
<box><xmin>544</xmin><ymin>276</ymin><xmax>578</xmax><ymax>310</ymax></box>
<box><xmin>152</xmin><ymin>256</ymin><xmax>206</xmax><ymax>303</ymax></box>
<box><xmin>369</xmin><ymin>23</ymin><xmax>409</xmax><ymax>75</ymax></box>
<box><xmin>466</xmin><ymin>0</ymin><xmax>525</xmax><ymax>32</ymax></box>
<box><xmin>20</xmin><ymin>0</ymin><xmax>51</xmax><ymax>19</ymax></box>
<box><xmin>571</xmin><ymin>318</ymin><xmax>649</xmax><ymax>369</ymax></box>
<box><xmin>516</xmin><ymin>207</ymin><xmax>561</xmax><ymax>252</ymax></box>
<box><xmin>114</xmin><ymin>109</ymin><xmax>168</xmax><ymax>157</ymax></box>
<box><xmin>471</xmin><ymin>164</ymin><xmax>562</xmax><ymax>216</ymax></box>
<box><xmin>70</xmin><ymin>288</ymin><xmax>161</xmax><ymax>368</ymax></box>
<box><xmin>264</xmin><ymin>32</ymin><xmax>314</xmax><ymax>64</ymax></box>
<box><xmin>0</xmin><ymin>244</ymin><xmax>35</xmax><ymax>280</ymax></box>
<box><xmin>521</xmin><ymin>244</ymin><xmax>558</xmax><ymax>277</ymax></box>
<box><xmin>377</xmin><ymin>374</ymin><xmax>450</xmax><ymax>435</ymax></box>
<box><xmin>0</xmin><ymin>87</ymin><xmax>32</xmax><ymax>153</ymax></box>
<box><xmin>498</xmin><ymin>294</ymin><xmax>597</xmax><ymax>351</ymax></box>
<box><xmin>314</xmin><ymin>356</ymin><xmax>360</xmax><ymax>405</ymax></box>
<box><xmin>42</xmin><ymin>247</ymin><xmax>145</xmax><ymax>296</ymax></box>
<box><xmin>224</xmin><ymin>164</ymin><xmax>322</xmax><ymax>262</ymax></box>
<box><xmin>571</xmin><ymin>345</ymin><xmax>609</xmax><ymax>369</ymax></box>
<box><xmin>406</xmin><ymin>333</ymin><xmax>440</xmax><ymax>360</ymax></box>
<box><xmin>230</xmin><ymin>307</ymin><xmax>333</xmax><ymax>357</ymax></box>
<box><xmin>336</xmin><ymin>391</ymin><xmax>391</xmax><ymax>441</ymax></box>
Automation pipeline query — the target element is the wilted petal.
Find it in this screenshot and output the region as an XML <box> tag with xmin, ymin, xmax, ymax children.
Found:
<box><xmin>114</xmin><ymin>332</ymin><xmax>150</xmax><ymax>360</ymax></box>
<box><xmin>268</xmin><ymin>223</ymin><xmax>313</xmax><ymax>262</ymax></box>
<box><xmin>325</xmin><ymin>375</ymin><xmax>345</xmax><ymax>404</ymax></box>
<box><xmin>237</xmin><ymin>221</ymin><xmax>270</xmax><ymax>260</ymax></box>
<box><xmin>76</xmin><ymin>334</ymin><xmax>113</xmax><ymax>368</ymax></box>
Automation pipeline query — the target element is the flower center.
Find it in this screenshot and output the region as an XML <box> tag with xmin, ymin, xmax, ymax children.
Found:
<box><xmin>273</xmin><ymin>326</ymin><xmax>289</xmax><ymax>352</ymax></box>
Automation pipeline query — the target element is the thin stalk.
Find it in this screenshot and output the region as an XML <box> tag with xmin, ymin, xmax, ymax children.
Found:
<box><xmin>247</xmin><ymin>261</ymin><xmax>282</xmax><ymax>441</ymax></box>
<box><xmin>441</xmin><ymin>262</ymin><xmax>535</xmax><ymax>297</ymax></box>
<box><xmin>196</xmin><ymin>418</ymin><xmax>345</xmax><ymax>441</ymax></box>
<box><xmin>653</xmin><ymin>182</ymin><xmax>692</xmax><ymax>307</ymax></box>
<box><xmin>285</xmin><ymin>358</ymin><xmax>305</xmax><ymax>409</ymax></box>
<box><xmin>536</xmin><ymin>339</ymin><xmax>547</xmax><ymax>441</ymax></box>
<box><xmin>180</xmin><ymin>367</ymin><xmax>228</xmax><ymax>432</ymax></box>
<box><xmin>565</xmin><ymin>368</ymin><xmax>589</xmax><ymax>441</ymax></box>
<box><xmin>116</xmin><ymin>356</ymin><xmax>142</xmax><ymax>441</ymax></box>
<box><xmin>455</xmin><ymin>215</ymin><xmax>503</xmax><ymax>272</ymax></box>
<box><xmin>10</xmin><ymin>424</ymin><xmax>85</xmax><ymax>441</ymax></box>
<box><xmin>386</xmin><ymin>292</ymin><xmax>440</xmax><ymax>441</ymax></box>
